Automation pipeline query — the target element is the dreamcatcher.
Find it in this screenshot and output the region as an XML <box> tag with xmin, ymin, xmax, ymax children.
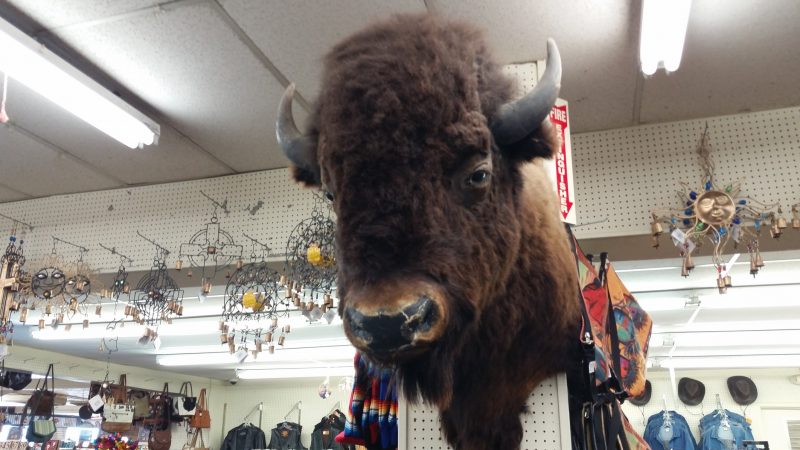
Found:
<box><xmin>127</xmin><ymin>232</ymin><xmax>183</xmax><ymax>343</ymax></box>
<box><xmin>0</xmin><ymin>221</ymin><xmax>28</xmax><ymax>343</ymax></box>
<box><xmin>220</xmin><ymin>233</ymin><xmax>290</xmax><ymax>361</ymax></box>
<box><xmin>283</xmin><ymin>192</ymin><xmax>338</xmax><ymax>323</ymax></box>
<box><xmin>177</xmin><ymin>191</ymin><xmax>243</xmax><ymax>296</ymax></box>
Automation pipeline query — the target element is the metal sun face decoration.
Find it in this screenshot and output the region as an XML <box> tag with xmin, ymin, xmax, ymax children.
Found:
<box><xmin>650</xmin><ymin>126</ymin><xmax>793</xmax><ymax>292</ymax></box>
<box><xmin>177</xmin><ymin>193</ymin><xmax>243</xmax><ymax>296</ymax></box>
<box><xmin>284</xmin><ymin>193</ymin><xmax>338</xmax><ymax>324</ymax></box>
<box><xmin>221</xmin><ymin>237</ymin><xmax>291</xmax><ymax>360</ymax></box>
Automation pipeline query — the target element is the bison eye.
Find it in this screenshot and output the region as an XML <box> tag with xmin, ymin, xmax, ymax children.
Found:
<box><xmin>324</xmin><ymin>191</ymin><xmax>335</xmax><ymax>202</ymax></box>
<box><xmin>467</xmin><ymin>169</ymin><xmax>491</xmax><ymax>188</ymax></box>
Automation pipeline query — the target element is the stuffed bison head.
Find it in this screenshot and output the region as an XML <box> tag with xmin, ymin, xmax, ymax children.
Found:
<box><xmin>277</xmin><ymin>14</ymin><xmax>580</xmax><ymax>449</ymax></box>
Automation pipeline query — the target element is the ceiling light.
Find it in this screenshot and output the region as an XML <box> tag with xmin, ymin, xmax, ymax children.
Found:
<box><xmin>639</xmin><ymin>0</ymin><xmax>692</xmax><ymax>75</ymax></box>
<box><xmin>653</xmin><ymin>330</ymin><xmax>800</xmax><ymax>348</ymax></box>
<box><xmin>0</xmin><ymin>17</ymin><xmax>159</xmax><ymax>148</ymax></box>
<box><xmin>658</xmin><ymin>354</ymin><xmax>800</xmax><ymax>369</ymax></box>
<box><xmin>157</xmin><ymin>345</ymin><xmax>355</xmax><ymax>366</ymax></box>
<box><xmin>237</xmin><ymin>366</ymin><xmax>354</xmax><ymax>380</ymax></box>
<box><xmin>31</xmin><ymin>322</ymin><xmax>209</xmax><ymax>340</ymax></box>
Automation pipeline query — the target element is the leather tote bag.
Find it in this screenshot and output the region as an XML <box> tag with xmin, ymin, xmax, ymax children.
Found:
<box><xmin>174</xmin><ymin>382</ymin><xmax>196</xmax><ymax>417</ymax></box>
<box><xmin>24</xmin><ymin>364</ymin><xmax>55</xmax><ymax>417</ymax></box>
<box><xmin>190</xmin><ymin>388</ymin><xmax>210</xmax><ymax>429</ymax></box>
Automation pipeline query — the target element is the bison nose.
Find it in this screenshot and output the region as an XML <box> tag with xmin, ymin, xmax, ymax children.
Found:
<box><xmin>345</xmin><ymin>296</ymin><xmax>440</xmax><ymax>354</ymax></box>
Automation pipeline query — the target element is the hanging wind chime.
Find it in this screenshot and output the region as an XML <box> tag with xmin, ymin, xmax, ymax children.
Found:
<box><xmin>95</xmin><ymin>244</ymin><xmax>133</xmax><ymax>353</ymax></box>
<box><xmin>220</xmin><ymin>233</ymin><xmax>290</xmax><ymax>360</ymax></box>
<box><xmin>649</xmin><ymin>125</ymin><xmax>791</xmax><ymax>292</ymax></box>
<box><xmin>1</xmin><ymin>221</ymin><xmax>29</xmax><ymax>343</ymax></box>
<box><xmin>128</xmin><ymin>232</ymin><xmax>183</xmax><ymax>343</ymax></box>
<box><xmin>283</xmin><ymin>192</ymin><xmax>338</xmax><ymax>324</ymax></box>
<box><xmin>176</xmin><ymin>191</ymin><xmax>243</xmax><ymax>297</ymax></box>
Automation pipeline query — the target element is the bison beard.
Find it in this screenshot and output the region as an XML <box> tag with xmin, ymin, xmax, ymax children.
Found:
<box><xmin>276</xmin><ymin>14</ymin><xmax>581</xmax><ymax>450</ymax></box>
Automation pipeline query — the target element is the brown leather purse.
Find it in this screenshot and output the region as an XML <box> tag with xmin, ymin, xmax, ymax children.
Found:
<box><xmin>108</xmin><ymin>374</ymin><xmax>128</xmax><ymax>404</ymax></box>
<box><xmin>25</xmin><ymin>364</ymin><xmax>55</xmax><ymax>417</ymax></box>
<box><xmin>190</xmin><ymin>388</ymin><xmax>210</xmax><ymax>429</ymax></box>
<box><xmin>149</xmin><ymin>427</ymin><xmax>172</xmax><ymax>450</ymax></box>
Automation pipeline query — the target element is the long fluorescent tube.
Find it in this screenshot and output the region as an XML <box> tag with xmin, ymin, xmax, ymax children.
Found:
<box><xmin>659</xmin><ymin>354</ymin><xmax>800</xmax><ymax>369</ymax></box>
<box><xmin>652</xmin><ymin>330</ymin><xmax>800</xmax><ymax>348</ymax></box>
<box><xmin>639</xmin><ymin>0</ymin><xmax>692</xmax><ymax>75</ymax></box>
<box><xmin>0</xmin><ymin>17</ymin><xmax>159</xmax><ymax>148</ymax></box>
<box><xmin>157</xmin><ymin>345</ymin><xmax>356</xmax><ymax>366</ymax></box>
<box><xmin>237</xmin><ymin>366</ymin><xmax>354</xmax><ymax>380</ymax></box>
<box><xmin>32</xmin><ymin>322</ymin><xmax>209</xmax><ymax>340</ymax></box>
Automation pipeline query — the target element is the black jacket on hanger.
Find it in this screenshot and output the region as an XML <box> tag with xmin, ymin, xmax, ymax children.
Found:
<box><xmin>222</xmin><ymin>423</ymin><xmax>268</xmax><ymax>450</ymax></box>
<box><xmin>268</xmin><ymin>421</ymin><xmax>307</xmax><ymax>450</ymax></box>
<box><xmin>310</xmin><ymin>412</ymin><xmax>346</xmax><ymax>450</ymax></box>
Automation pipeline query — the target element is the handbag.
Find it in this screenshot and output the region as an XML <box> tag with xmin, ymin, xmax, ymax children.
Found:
<box><xmin>108</xmin><ymin>374</ymin><xmax>128</xmax><ymax>404</ymax></box>
<box><xmin>174</xmin><ymin>382</ymin><xmax>197</xmax><ymax>417</ymax></box>
<box><xmin>149</xmin><ymin>428</ymin><xmax>172</xmax><ymax>450</ymax></box>
<box><xmin>102</xmin><ymin>403</ymin><xmax>134</xmax><ymax>432</ymax></box>
<box><xmin>190</xmin><ymin>388</ymin><xmax>210</xmax><ymax>429</ymax></box>
<box><xmin>182</xmin><ymin>428</ymin><xmax>208</xmax><ymax>450</ymax></box>
<box><xmin>25</xmin><ymin>364</ymin><xmax>55</xmax><ymax>417</ymax></box>
<box><xmin>0</xmin><ymin>361</ymin><xmax>32</xmax><ymax>391</ymax></box>
<box><xmin>25</xmin><ymin>418</ymin><xmax>56</xmax><ymax>443</ymax></box>
<box><xmin>129</xmin><ymin>389</ymin><xmax>150</xmax><ymax>420</ymax></box>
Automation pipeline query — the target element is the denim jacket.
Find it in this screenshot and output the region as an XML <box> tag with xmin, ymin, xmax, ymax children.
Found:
<box><xmin>698</xmin><ymin>411</ymin><xmax>755</xmax><ymax>450</ymax></box>
<box><xmin>643</xmin><ymin>411</ymin><xmax>697</xmax><ymax>450</ymax></box>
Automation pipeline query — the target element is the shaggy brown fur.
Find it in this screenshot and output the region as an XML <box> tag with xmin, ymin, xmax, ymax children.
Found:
<box><xmin>291</xmin><ymin>14</ymin><xmax>580</xmax><ymax>450</ymax></box>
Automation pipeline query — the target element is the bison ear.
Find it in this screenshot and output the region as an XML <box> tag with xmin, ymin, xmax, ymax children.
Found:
<box><xmin>501</xmin><ymin>119</ymin><xmax>561</xmax><ymax>162</ymax></box>
<box><xmin>277</xmin><ymin>83</ymin><xmax>322</xmax><ymax>187</ymax></box>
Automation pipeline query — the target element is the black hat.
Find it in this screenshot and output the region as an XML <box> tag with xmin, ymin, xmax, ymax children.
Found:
<box><xmin>78</xmin><ymin>404</ymin><xmax>94</xmax><ymax>420</ymax></box>
<box><xmin>0</xmin><ymin>369</ymin><xmax>32</xmax><ymax>391</ymax></box>
<box><xmin>628</xmin><ymin>380</ymin><xmax>652</xmax><ymax>406</ymax></box>
<box><xmin>678</xmin><ymin>377</ymin><xmax>705</xmax><ymax>406</ymax></box>
<box><xmin>727</xmin><ymin>376</ymin><xmax>758</xmax><ymax>405</ymax></box>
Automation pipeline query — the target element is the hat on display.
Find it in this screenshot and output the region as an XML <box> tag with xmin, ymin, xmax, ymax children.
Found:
<box><xmin>628</xmin><ymin>380</ymin><xmax>652</xmax><ymax>406</ymax></box>
<box><xmin>727</xmin><ymin>376</ymin><xmax>758</xmax><ymax>405</ymax></box>
<box><xmin>78</xmin><ymin>404</ymin><xmax>93</xmax><ymax>420</ymax></box>
<box><xmin>678</xmin><ymin>377</ymin><xmax>705</xmax><ymax>406</ymax></box>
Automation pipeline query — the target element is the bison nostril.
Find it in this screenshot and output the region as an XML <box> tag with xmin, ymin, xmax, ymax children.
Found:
<box><xmin>345</xmin><ymin>296</ymin><xmax>440</xmax><ymax>354</ymax></box>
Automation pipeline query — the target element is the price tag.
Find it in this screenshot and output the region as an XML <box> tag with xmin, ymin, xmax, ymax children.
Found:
<box><xmin>89</xmin><ymin>394</ymin><xmax>104</xmax><ymax>412</ymax></box>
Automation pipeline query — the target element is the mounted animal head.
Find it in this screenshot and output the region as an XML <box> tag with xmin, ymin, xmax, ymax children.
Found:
<box><xmin>276</xmin><ymin>14</ymin><xmax>568</xmax><ymax>400</ymax></box>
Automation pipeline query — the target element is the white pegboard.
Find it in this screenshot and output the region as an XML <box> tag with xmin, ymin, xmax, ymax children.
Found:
<box><xmin>0</xmin><ymin>168</ymin><xmax>319</xmax><ymax>273</ymax></box>
<box><xmin>572</xmin><ymin>106</ymin><xmax>800</xmax><ymax>238</ymax></box>
<box><xmin>399</xmin><ymin>374</ymin><xmax>570</xmax><ymax>450</ymax></box>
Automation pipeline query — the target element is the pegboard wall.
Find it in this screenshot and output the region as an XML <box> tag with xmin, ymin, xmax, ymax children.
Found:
<box><xmin>399</xmin><ymin>374</ymin><xmax>570</xmax><ymax>450</ymax></box>
<box><xmin>572</xmin><ymin>106</ymin><xmax>800</xmax><ymax>238</ymax></box>
<box><xmin>0</xmin><ymin>168</ymin><xmax>319</xmax><ymax>273</ymax></box>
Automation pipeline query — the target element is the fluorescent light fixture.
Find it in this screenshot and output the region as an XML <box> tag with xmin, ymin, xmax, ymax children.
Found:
<box><xmin>639</xmin><ymin>0</ymin><xmax>692</xmax><ymax>75</ymax></box>
<box><xmin>653</xmin><ymin>330</ymin><xmax>800</xmax><ymax>348</ymax></box>
<box><xmin>32</xmin><ymin>322</ymin><xmax>209</xmax><ymax>340</ymax></box>
<box><xmin>157</xmin><ymin>345</ymin><xmax>356</xmax><ymax>366</ymax></box>
<box><xmin>237</xmin><ymin>366</ymin><xmax>354</xmax><ymax>380</ymax></box>
<box><xmin>658</xmin><ymin>354</ymin><xmax>800</xmax><ymax>369</ymax></box>
<box><xmin>0</xmin><ymin>17</ymin><xmax>159</xmax><ymax>148</ymax></box>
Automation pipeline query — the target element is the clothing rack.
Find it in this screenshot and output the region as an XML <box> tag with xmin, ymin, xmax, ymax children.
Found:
<box><xmin>283</xmin><ymin>401</ymin><xmax>302</xmax><ymax>425</ymax></box>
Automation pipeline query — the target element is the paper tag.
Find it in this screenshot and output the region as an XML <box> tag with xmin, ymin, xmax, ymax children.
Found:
<box><xmin>322</xmin><ymin>430</ymin><xmax>330</xmax><ymax>436</ymax></box>
<box><xmin>588</xmin><ymin>361</ymin><xmax>596</xmax><ymax>374</ymax></box>
<box><xmin>89</xmin><ymin>395</ymin><xmax>104</xmax><ymax>411</ymax></box>
<box><xmin>683</xmin><ymin>239</ymin><xmax>696</xmax><ymax>254</ymax></box>
<box><xmin>671</xmin><ymin>228</ymin><xmax>686</xmax><ymax>246</ymax></box>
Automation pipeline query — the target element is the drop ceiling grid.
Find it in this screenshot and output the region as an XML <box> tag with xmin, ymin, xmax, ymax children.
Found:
<box><xmin>0</xmin><ymin>168</ymin><xmax>318</xmax><ymax>273</ymax></box>
<box><xmin>572</xmin><ymin>106</ymin><xmax>800</xmax><ymax>239</ymax></box>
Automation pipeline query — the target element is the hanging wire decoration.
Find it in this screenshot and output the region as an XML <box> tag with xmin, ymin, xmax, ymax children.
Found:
<box><xmin>1</xmin><ymin>220</ymin><xmax>30</xmax><ymax>342</ymax></box>
<box><xmin>220</xmin><ymin>233</ymin><xmax>290</xmax><ymax>360</ymax></box>
<box><xmin>649</xmin><ymin>124</ymin><xmax>790</xmax><ymax>292</ymax></box>
<box><xmin>177</xmin><ymin>191</ymin><xmax>243</xmax><ymax>296</ymax></box>
<box><xmin>96</xmin><ymin>244</ymin><xmax>133</xmax><ymax>352</ymax></box>
<box><xmin>283</xmin><ymin>192</ymin><xmax>338</xmax><ymax>323</ymax></box>
<box><xmin>60</xmin><ymin>240</ymin><xmax>99</xmax><ymax>322</ymax></box>
<box><xmin>128</xmin><ymin>232</ymin><xmax>183</xmax><ymax>343</ymax></box>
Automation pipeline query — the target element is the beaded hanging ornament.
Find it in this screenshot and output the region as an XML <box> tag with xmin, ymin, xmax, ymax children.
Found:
<box><xmin>650</xmin><ymin>125</ymin><xmax>791</xmax><ymax>292</ymax></box>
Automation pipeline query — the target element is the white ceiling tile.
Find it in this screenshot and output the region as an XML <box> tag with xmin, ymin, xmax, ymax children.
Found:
<box><xmin>220</xmin><ymin>0</ymin><xmax>427</xmax><ymax>101</ymax></box>
<box><xmin>6</xmin><ymin>0</ymin><xmax>164</xmax><ymax>29</ymax></box>
<box><xmin>0</xmin><ymin>185</ymin><xmax>31</xmax><ymax>203</ymax></box>
<box><xmin>2</xmin><ymin>78</ymin><xmax>234</xmax><ymax>185</ymax></box>
<box><xmin>0</xmin><ymin>123</ymin><xmax>122</xmax><ymax>197</ymax></box>
<box><xmin>430</xmin><ymin>0</ymin><xmax>638</xmax><ymax>132</ymax></box>
<box><xmin>639</xmin><ymin>0</ymin><xmax>800</xmax><ymax>124</ymax></box>
<box><xmin>51</xmin><ymin>2</ymin><xmax>298</xmax><ymax>172</ymax></box>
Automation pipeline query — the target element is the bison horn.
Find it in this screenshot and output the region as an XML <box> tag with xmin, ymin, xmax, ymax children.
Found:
<box><xmin>491</xmin><ymin>39</ymin><xmax>562</xmax><ymax>145</ymax></box>
<box><xmin>276</xmin><ymin>83</ymin><xmax>318</xmax><ymax>178</ymax></box>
